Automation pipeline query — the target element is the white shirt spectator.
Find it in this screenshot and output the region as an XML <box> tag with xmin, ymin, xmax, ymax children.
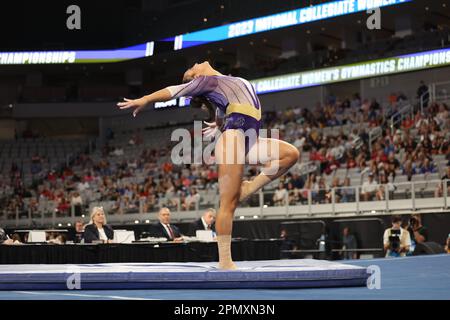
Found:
<box><xmin>361</xmin><ymin>179</ymin><xmax>378</xmax><ymax>193</ymax></box>
<box><xmin>293</xmin><ymin>137</ymin><xmax>305</xmax><ymax>149</ymax></box>
<box><xmin>185</xmin><ymin>193</ymin><xmax>200</xmax><ymax>208</ymax></box>
<box><xmin>274</xmin><ymin>188</ymin><xmax>287</xmax><ymax>202</ymax></box>
<box><xmin>112</xmin><ymin>148</ymin><xmax>124</xmax><ymax>156</ymax></box>
<box><xmin>71</xmin><ymin>195</ymin><xmax>83</xmax><ymax>205</ymax></box>
<box><xmin>77</xmin><ymin>181</ymin><xmax>90</xmax><ymax>192</ymax></box>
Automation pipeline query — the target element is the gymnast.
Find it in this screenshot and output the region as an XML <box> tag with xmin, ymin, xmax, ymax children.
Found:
<box><xmin>117</xmin><ymin>61</ymin><xmax>299</xmax><ymax>269</ymax></box>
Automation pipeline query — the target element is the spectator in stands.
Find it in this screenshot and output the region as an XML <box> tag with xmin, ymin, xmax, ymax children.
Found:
<box><xmin>183</xmin><ymin>187</ymin><xmax>200</xmax><ymax>211</ymax></box>
<box><xmin>25</xmin><ymin>197</ymin><xmax>39</xmax><ymax>218</ymax></box>
<box><xmin>345</xmin><ymin>150</ymin><xmax>357</xmax><ymax>169</ymax></box>
<box><xmin>122</xmin><ymin>196</ymin><xmax>139</xmax><ymax>214</ymax></box>
<box><xmin>151</xmin><ymin>207</ymin><xmax>183</xmax><ymax>242</ymax></box>
<box><xmin>435</xmin><ymin>167</ymin><xmax>450</xmax><ymax>197</ymax></box>
<box><xmin>340</xmin><ymin>177</ymin><xmax>355</xmax><ymax>203</ymax></box>
<box><xmin>287</xmin><ymin>182</ymin><xmax>299</xmax><ymax>205</ymax></box>
<box><xmin>77</xmin><ymin>179</ymin><xmax>90</xmax><ymax>193</ymax></box>
<box><xmin>273</xmin><ymin>183</ymin><xmax>288</xmax><ymax>206</ymax></box>
<box><xmin>0</xmin><ymin>228</ymin><xmax>14</xmax><ymax>245</ymax></box>
<box><xmin>316</xmin><ymin>176</ymin><xmax>329</xmax><ymax>204</ymax></box>
<box><xmin>31</xmin><ymin>154</ymin><xmax>42</xmax><ymax>174</ymax></box>
<box><xmin>290</xmin><ymin>173</ymin><xmax>305</xmax><ymax>189</ymax></box>
<box><xmin>383</xmin><ymin>215</ymin><xmax>411</xmax><ymax>258</ymax></box>
<box><xmin>11</xmin><ymin>233</ymin><xmax>22</xmax><ymax>244</ymax></box>
<box><xmin>417</xmin><ymin>81</ymin><xmax>429</xmax><ymax>107</ymax></box>
<box><xmin>164</xmin><ymin>180</ymin><xmax>180</xmax><ymax>209</ymax></box>
<box><xmin>361</xmin><ymin>172</ymin><xmax>378</xmax><ymax>201</ymax></box>
<box><xmin>47</xmin><ymin>233</ymin><xmax>66</xmax><ymax>244</ymax></box>
<box><xmin>385</xmin><ymin>151</ymin><xmax>400</xmax><ymax>180</ymax></box>
<box><xmin>280</xmin><ymin>228</ymin><xmax>297</xmax><ymax>259</ymax></box>
<box><xmin>406</xmin><ymin>213</ymin><xmax>428</xmax><ymax>255</ymax></box>
<box><xmin>72</xmin><ymin>220</ymin><xmax>85</xmax><ymax>243</ymax></box>
<box><xmin>326</xmin><ymin>177</ymin><xmax>342</xmax><ymax>203</ymax></box>
<box><xmin>70</xmin><ymin>192</ymin><xmax>83</xmax><ymax>216</ymax></box>
<box><xmin>188</xmin><ymin>208</ymin><xmax>216</xmax><ymax>236</ymax></box>
<box><xmin>56</xmin><ymin>196</ymin><xmax>70</xmax><ymax>216</ymax></box>
<box><xmin>341</xmin><ymin>226</ymin><xmax>357</xmax><ymax>260</ymax></box>
<box><xmin>376</xmin><ymin>172</ymin><xmax>395</xmax><ymax>201</ymax></box>
<box><xmin>83</xmin><ymin>206</ymin><xmax>114</xmax><ymax>244</ymax></box>
<box><xmin>402</xmin><ymin>157</ymin><xmax>416</xmax><ymax>181</ymax></box>
<box><xmin>418</xmin><ymin>158</ymin><xmax>436</xmax><ymax>174</ymax></box>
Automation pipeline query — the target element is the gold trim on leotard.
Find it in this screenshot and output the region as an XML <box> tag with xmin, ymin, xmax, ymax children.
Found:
<box><xmin>225</xmin><ymin>103</ymin><xmax>261</xmax><ymax>121</ymax></box>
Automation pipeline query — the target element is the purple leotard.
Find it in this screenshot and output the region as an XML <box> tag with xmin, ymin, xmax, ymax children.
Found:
<box><xmin>166</xmin><ymin>75</ymin><xmax>262</xmax><ymax>152</ymax></box>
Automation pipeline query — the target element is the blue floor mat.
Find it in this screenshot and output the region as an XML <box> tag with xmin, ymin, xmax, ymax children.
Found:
<box><xmin>1</xmin><ymin>255</ymin><xmax>449</xmax><ymax>300</ymax></box>
<box><xmin>0</xmin><ymin>259</ymin><xmax>368</xmax><ymax>290</ymax></box>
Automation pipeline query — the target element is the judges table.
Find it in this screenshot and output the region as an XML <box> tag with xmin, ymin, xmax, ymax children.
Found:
<box><xmin>0</xmin><ymin>239</ymin><xmax>282</xmax><ymax>264</ymax></box>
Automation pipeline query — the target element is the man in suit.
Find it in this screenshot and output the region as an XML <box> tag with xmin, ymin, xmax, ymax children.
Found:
<box><xmin>189</xmin><ymin>208</ymin><xmax>216</xmax><ymax>236</ymax></box>
<box><xmin>152</xmin><ymin>207</ymin><xmax>183</xmax><ymax>242</ymax></box>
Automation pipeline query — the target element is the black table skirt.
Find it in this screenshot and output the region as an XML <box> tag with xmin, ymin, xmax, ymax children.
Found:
<box><xmin>0</xmin><ymin>239</ymin><xmax>282</xmax><ymax>264</ymax></box>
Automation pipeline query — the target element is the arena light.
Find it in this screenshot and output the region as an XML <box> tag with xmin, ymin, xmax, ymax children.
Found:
<box><xmin>169</xmin><ymin>0</ymin><xmax>412</xmax><ymax>50</ymax></box>
<box><xmin>250</xmin><ymin>46</ymin><xmax>450</xmax><ymax>94</ymax></box>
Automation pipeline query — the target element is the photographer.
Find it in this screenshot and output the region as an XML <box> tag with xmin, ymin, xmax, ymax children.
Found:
<box><xmin>407</xmin><ymin>214</ymin><xmax>428</xmax><ymax>255</ymax></box>
<box><xmin>383</xmin><ymin>215</ymin><xmax>411</xmax><ymax>258</ymax></box>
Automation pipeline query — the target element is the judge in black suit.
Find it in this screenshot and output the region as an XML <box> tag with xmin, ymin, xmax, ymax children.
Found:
<box><xmin>83</xmin><ymin>206</ymin><xmax>114</xmax><ymax>243</ymax></box>
<box><xmin>152</xmin><ymin>207</ymin><xmax>183</xmax><ymax>242</ymax></box>
<box><xmin>189</xmin><ymin>208</ymin><xmax>216</xmax><ymax>236</ymax></box>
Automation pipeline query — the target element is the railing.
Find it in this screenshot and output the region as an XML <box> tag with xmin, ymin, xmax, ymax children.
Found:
<box><xmin>430</xmin><ymin>80</ymin><xmax>450</xmax><ymax>104</ymax></box>
<box><xmin>417</xmin><ymin>81</ymin><xmax>450</xmax><ymax>112</ymax></box>
<box><xmin>368</xmin><ymin>126</ymin><xmax>382</xmax><ymax>153</ymax></box>
<box><xmin>419</xmin><ymin>89</ymin><xmax>430</xmax><ymax>114</ymax></box>
<box><xmin>390</xmin><ymin>103</ymin><xmax>413</xmax><ymax>135</ymax></box>
<box><xmin>1</xmin><ymin>179</ymin><xmax>449</xmax><ymax>228</ymax></box>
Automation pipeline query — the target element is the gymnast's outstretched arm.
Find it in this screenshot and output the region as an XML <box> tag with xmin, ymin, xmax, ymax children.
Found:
<box><xmin>117</xmin><ymin>76</ymin><xmax>215</xmax><ymax>117</ymax></box>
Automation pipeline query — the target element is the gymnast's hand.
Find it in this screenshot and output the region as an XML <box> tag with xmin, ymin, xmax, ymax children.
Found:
<box><xmin>117</xmin><ymin>97</ymin><xmax>148</xmax><ymax>117</ymax></box>
<box><xmin>202</xmin><ymin>121</ymin><xmax>219</xmax><ymax>139</ymax></box>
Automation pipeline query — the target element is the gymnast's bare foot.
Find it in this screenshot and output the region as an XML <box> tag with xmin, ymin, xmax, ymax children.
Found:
<box><xmin>239</xmin><ymin>180</ymin><xmax>252</xmax><ymax>202</ymax></box>
<box><xmin>218</xmin><ymin>261</ymin><xmax>237</xmax><ymax>270</ymax></box>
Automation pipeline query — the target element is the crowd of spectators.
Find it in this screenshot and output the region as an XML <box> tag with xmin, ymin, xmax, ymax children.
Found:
<box><xmin>1</xmin><ymin>86</ymin><xmax>449</xmax><ymax>218</ymax></box>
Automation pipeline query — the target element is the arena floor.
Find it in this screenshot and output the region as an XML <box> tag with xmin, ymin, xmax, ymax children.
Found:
<box><xmin>0</xmin><ymin>254</ymin><xmax>449</xmax><ymax>300</ymax></box>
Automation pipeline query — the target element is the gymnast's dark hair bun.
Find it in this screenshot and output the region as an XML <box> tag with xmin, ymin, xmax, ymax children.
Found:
<box><xmin>190</xmin><ymin>96</ymin><xmax>206</xmax><ymax>109</ymax></box>
<box><xmin>190</xmin><ymin>96</ymin><xmax>215</xmax><ymax>121</ymax></box>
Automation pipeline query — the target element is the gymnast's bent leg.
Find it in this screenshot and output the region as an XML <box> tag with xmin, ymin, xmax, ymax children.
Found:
<box><xmin>240</xmin><ymin>137</ymin><xmax>300</xmax><ymax>202</ymax></box>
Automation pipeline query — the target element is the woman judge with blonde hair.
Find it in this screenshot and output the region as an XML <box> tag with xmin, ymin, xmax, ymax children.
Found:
<box><xmin>83</xmin><ymin>206</ymin><xmax>114</xmax><ymax>243</ymax></box>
